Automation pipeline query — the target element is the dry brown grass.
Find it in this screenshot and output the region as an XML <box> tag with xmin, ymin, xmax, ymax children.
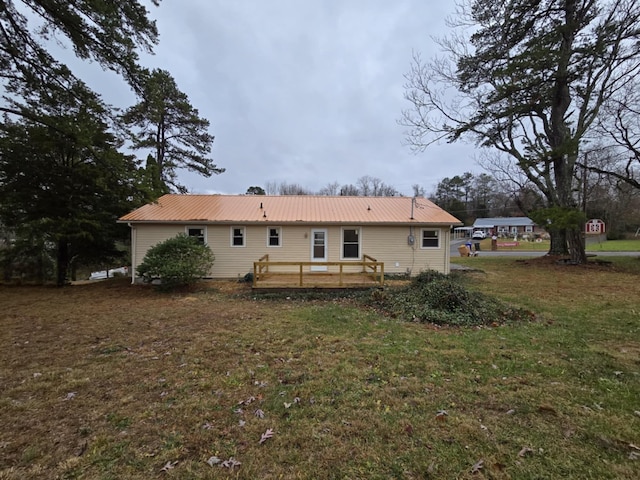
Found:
<box><xmin>1</xmin><ymin>258</ymin><xmax>639</xmax><ymax>479</ymax></box>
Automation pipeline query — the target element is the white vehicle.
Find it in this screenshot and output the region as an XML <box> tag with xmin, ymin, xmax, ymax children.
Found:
<box><xmin>471</xmin><ymin>230</ymin><xmax>486</xmax><ymax>240</ymax></box>
<box><xmin>89</xmin><ymin>266</ymin><xmax>128</xmax><ymax>280</ymax></box>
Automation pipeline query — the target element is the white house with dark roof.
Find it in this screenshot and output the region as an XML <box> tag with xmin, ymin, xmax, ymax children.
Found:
<box><xmin>472</xmin><ymin>217</ymin><xmax>540</xmax><ymax>237</ymax></box>
<box><xmin>119</xmin><ymin>195</ymin><xmax>462</xmax><ymax>282</ymax></box>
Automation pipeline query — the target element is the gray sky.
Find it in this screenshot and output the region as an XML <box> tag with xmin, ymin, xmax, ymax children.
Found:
<box><xmin>81</xmin><ymin>0</ymin><xmax>481</xmax><ymax>196</ymax></box>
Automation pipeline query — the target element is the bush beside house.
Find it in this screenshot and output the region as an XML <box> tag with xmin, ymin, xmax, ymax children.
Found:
<box><xmin>137</xmin><ymin>234</ymin><xmax>214</xmax><ymax>291</ymax></box>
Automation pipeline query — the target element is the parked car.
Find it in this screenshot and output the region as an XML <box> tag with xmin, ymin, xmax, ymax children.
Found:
<box><xmin>89</xmin><ymin>266</ymin><xmax>128</xmax><ymax>280</ymax></box>
<box><xmin>472</xmin><ymin>230</ymin><xmax>486</xmax><ymax>240</ymax></box>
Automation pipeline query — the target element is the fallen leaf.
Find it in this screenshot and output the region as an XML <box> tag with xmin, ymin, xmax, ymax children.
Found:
<box><xmin>64</xmin><ymin>392</ymin><xmax>77</xmax><ymax>401</ymax></box>
<box><xmin>259</xmin><ymin>428</ymin><xmax>274</xmax><ymax>444</ymax></box>
<box><xmin>537</xmin><ymin>404</ymin><xmax>557</xmax><ymax>415</ymax></box>
<box><xmin>471</xmin><ymin>459</ymin><xmax>483</xmax><ymax>474</ymax></box>
<box><xmin>284</xmin><ymin>402</ymin><xmax>292</xmax><ymax>409</ymax></box>
<box><xmin>238</xmin><ymin>420</ymin><xmax>246</xmax><ymax>427</ymax></box>
<box><xmin>518</xmin><ymin>447</ymin><xmax>534</xmax><ymax>457</ymax></box>
<box><xmin>206</xmin><ymin>456</ymin><xmax>221</xmax><ymax>466</ymax></box>
<box><xmin>221</xmin><ymin>457</ymin><xmax>241</xmax><ymax>469</ymax></box>
<box><xmin>202</xmin><ymin>422</ymin><xmax>214</xmax><ymax>430</ymax></box>
<box><xmin>233</xmin><ymin>408</ymin><xmax>244</xmax><ymax>415</ymax></box>
<box><xmin>254</xmin><ymin>409</ymin><xmax>265</xmax><ymax>418</ymax></box>
<box><xmin>160</xmin><ymin>460</ymin><xmax>178</xmax><ymax>472</ymax></box>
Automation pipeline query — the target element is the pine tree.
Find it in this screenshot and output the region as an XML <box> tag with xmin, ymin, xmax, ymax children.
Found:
<box><xmin>0</xmin><ymin>81</ymin><xmax>145</xmax><ymax>286</ymax></box>
<box><xmin>122</xmin><ymin>69</ymin><xmax>224</xmax><ymax>194</ymax></box>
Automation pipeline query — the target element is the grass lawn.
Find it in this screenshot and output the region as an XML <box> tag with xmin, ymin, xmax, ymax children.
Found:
<box><xmin>1</xmin><ymin>257</ymin><xmax>639</xmax><ymax>479</ymax></box>
<box><xmin>473</xmin><ymin>238</ymin><xmax>640</xmax><ymax>252</ymax></box>
<box><xmin>587</xmin><ymin>239</ymin><xmax>640</xmax><ymax>252</ymax></box>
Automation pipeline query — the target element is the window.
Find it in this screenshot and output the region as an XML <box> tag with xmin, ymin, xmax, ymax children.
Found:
<box><xmin>268</xmin><ymin>227</ymin><xmax>281</xmax><ymax>247</ymax></box>
<box><xmin>421</xmin><ymin>229</ymin><xmax>439</xmax><ymax>248</ymax></box>
<box><xmin>342</xmin><ymin>228</ymin><xmax>360</xmax><ymax>259</ymax></box>
<box><xmin>525</xmin><ymin>225</ymin><xmax>533</xmax><ymax>233</ymax></box>
<box><xmin>186</xmin><ymin>226</ymin><xmax>206</xmax><ymax>244</ymax></box>
<box><xmin>231</xmin><ymin>227</ymin><xmax>245</xmax><ymax>247</ymax></box>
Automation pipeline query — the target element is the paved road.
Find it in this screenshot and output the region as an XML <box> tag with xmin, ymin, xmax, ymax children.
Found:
<box><xmin>450</xmin><ymin>239</ymin><xmax>640</xmax><ymax>258</ymax></box>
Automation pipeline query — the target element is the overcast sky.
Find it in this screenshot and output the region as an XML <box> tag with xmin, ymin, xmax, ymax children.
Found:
<box><xmin>79</xmin><ymin>0</ymin><xmax>481</xmax><ymax>196</ymax></box>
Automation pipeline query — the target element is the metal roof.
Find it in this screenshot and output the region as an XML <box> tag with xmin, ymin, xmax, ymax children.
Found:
<box><xmin>119</xmin><ymin>195</ymin><xmax>462</xmax><ymax>225</ymax></box>
<box><xmin>473</xmin><ymin>217</ymin><xmax>535</xmax><ymax>228</ymax></box>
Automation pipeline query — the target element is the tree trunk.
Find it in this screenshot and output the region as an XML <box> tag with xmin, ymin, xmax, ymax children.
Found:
<box><xmin>548</xmin><ymin>228</ymin><xmax>568</xmax><ymax>256</ymax></box>
<box><xmin>56</xmin><ymin>238</ymin><xmax>69</xmax><ymax>287</ymax></box>
<box><xmin>568</xmin><ymin>228</ymin><xmax>587</xmax><ymax>264</ymax></box>
<box><xmin>37</xmin><ymin>249</ymin><xmax>45</xmax><ymax>285</ymax></box>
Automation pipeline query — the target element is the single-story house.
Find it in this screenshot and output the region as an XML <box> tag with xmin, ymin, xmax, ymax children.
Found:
<box><xmin>118</xmin><ymin>194</ymin><xmax>462</xmax><ymax>283</ymax></box>
<box><xmin>472</xmin><ymin>217</ymin><xmax>541</xmax><ymax>237</ymax></box>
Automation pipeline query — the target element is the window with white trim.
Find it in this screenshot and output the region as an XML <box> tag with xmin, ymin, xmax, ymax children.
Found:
<box><xmin>341</xmin><ymin>228</ymin><xmax>360</xmax><ymax>259</ymax></box>
<box><xmin>186</xmin><ymin>226</ymin><xmax>206</xmax><ymax>244</ymax></box>
<box><xmin>231</xmin><ymin>227</ymin><xmax>245</xmax><ymax>247</ymax></box>
<box><xmin>421</xmin><ymin>229</ymin><xmax>439</xmax><ymax>248</ymax></box>
<box><xmin>268</xmin><ymin>227</ymin><xmax>281</xmax><ymax>247</ymax></box>
<box><xmin>525</xmin><ymin>225</ymin><xmax>533</xmax><ymax>233</ymax></box>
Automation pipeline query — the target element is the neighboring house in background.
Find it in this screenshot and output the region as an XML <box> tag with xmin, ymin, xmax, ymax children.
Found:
<box><xmin>472</xmin><ymin>217</ymin><xmax>541</xmax><ymax>237</ymax></box>
<box><xmin>118</xmin><ymin>194</ymin><xmax>462</xmax><ymax>282</ymax></box>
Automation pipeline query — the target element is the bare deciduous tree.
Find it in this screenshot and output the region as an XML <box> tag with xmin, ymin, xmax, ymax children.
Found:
<box><xmin>401</xmin><ymin>0</ymin><xmax>640</xmax><ymax>263</ymax></box>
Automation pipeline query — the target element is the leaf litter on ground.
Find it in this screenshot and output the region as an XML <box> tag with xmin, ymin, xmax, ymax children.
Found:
<box><xmin>259</xmin><ymin>428</ymin><xmax>274</xmax><ymax>444</ymax></box>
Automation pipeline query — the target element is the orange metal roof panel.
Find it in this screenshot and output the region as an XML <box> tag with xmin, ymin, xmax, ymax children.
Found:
<box><xmin>119</xmin><ymin>194</ymin><xmax>462</xmax><ymax>225</ymax></box>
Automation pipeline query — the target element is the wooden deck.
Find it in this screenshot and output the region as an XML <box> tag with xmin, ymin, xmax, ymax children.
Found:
<box><xmin>253</xmin><ymin>254</ymin><xmax>384</xmax><ymax>289</ymax></box>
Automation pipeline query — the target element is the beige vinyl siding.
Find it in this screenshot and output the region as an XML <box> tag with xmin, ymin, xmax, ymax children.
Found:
<box><xmin>207</xmin><ymin>225</ymin><xmax>311</xmax><ymax>278</ymax></box>
<box><xmin>359</xmin><ymin>225</ymin><xmax>449</xmax><ymax>275</ymax></box>
<box><xmin>132</xmin><ymin>223</ymin><xmax>452</xmax><ymax>280</ymax></box>
<box><xmin>131</xmin><ymin>224</ymin><xmax>185</xmax><ymax>279</ymax></box>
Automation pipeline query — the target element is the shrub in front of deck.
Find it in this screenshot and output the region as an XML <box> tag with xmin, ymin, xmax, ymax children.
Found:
<box><xmin>137</xmin><ymin>234</ymin><xmax>214</xmax><ymax>290</ymax></box>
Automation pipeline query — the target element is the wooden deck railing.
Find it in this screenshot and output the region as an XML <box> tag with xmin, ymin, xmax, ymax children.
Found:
<box><xmin>253</xmin><ymin>254</ymin><xmax>384</xmax><ymax>288</ymax></box>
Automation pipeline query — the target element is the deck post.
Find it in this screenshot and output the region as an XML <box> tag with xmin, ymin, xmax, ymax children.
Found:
<box><xmin>379</xmin><ymin>263</ymin><xmax>384</xmax><ymax>286</ymax></box>
<box><xmin>339</xmin><ymin>264</ymin><xmax>343</xmax><ymax>286</ymax></box>
<box><xmin>299</xmin><ymin>264</ymin><xmax>303</xmax><ymax>286</ymax></box>
<box><xmin>253</xmin><ymin>263</ymin><xmax>257</xmax><ymax>288</ymax></box>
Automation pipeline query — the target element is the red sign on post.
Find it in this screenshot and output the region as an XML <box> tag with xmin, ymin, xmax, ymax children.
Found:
<box><xmin>585</xmin><ymin>219</ymin><xmax>605</xmax><ymax>235</ymax></box>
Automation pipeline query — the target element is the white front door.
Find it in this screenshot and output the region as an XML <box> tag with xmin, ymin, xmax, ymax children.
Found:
<box><xmin>311</xmin><ymin>229</ymin><xmax>328</xmax><ymax>271</ymax></box>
